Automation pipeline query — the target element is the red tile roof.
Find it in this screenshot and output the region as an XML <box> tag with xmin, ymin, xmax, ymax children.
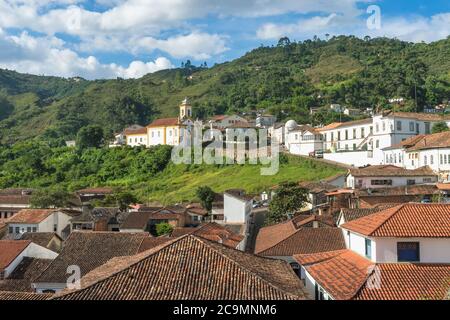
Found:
<box><xmin>34</xmin><ymin>231</ymin><xmax>149</xmax><ymax>284</ymax></box>
<box><xmin>123</xmin><ymin>125</ymin><xmax>147</xmax><ymax>135</ymax></box>
<box><xmin>147</xmin><ymin>118</ymin><xmax>180</xmax><ymax>128</ymax></box>
<box><xmin>0</xmin><ymin>291</ymin><xmax>52</xmax><ymax>300</ymax></box>
<box><xmin>0</xmin><ymin>240</ymin><xmax>31</xmax><ymax>270</ymax></box>
<box><xmin>295</xmin><ymin>249</ymin><xmax>450</xmax><ymax>300</ymax></box>
<box><xmin>0</xmin><ymin>195</ymin><xmax>31</xmax><ymax>205</ymax></box>
<box><xmin>355</xmin><ymin>263</ymin><xmax>450</xmax><ymax>300</ymax></box>
<box><xmin>318</xmin><ymin>119</ymin><xmax>372</xmax><ymax>132</ymax></box>
<box><xmin>349</xmin><ymin>165</ymin><xmax>436</xmax><ymax>177</ymax></box>
<box><xmin>437</xmin><ymin>183</ymin><xmax>450</xmax><ymax>191</ymax></box>
<box><xmin>7</xmin><ymin>209</ymin><xmax>58</xmax><ymax>224</ymax></box>
<box><xmin>52</xmin><ymin>235</ymin><xmax>305</xmax><ymax>300</ymax></box>
<box><xmin>384</xmin><ymin>111</ymin><xmax>450</xmax><ymax>122</ymax></box>
<box><xmin>341</xmin><ymin>204</ymin><xmax>450</xmax><ymax>237</ymax></box>
<box><xmin>256</xmin><ymin>227</ymin><xmax>346</xmax><ymax>256</ymax></box>
<box><xmin>294</xmin><ymin>249</ymin><xmax>373</xmax><ymax>300</ymax></box>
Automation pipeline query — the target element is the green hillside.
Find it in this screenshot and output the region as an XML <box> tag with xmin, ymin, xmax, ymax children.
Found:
<box><xmin>1</xmin><ymin>35</ymin><xmax>450</xmax><ymax>144</ymax></box>
<box><xmin>0</xmin><ymin>142</ymin><xmax>343</xmax><ymax>204</ymax></box>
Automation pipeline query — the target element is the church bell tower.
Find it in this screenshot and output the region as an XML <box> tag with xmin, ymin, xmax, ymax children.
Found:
<box><xmin>179</xmin><ymin>97</ymin><xmax>192</xmax><ymax>120</ymax></box>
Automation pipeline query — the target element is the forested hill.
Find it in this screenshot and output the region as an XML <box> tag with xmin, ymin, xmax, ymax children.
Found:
<box><xmin>0</xmin><ymin>35</ymin><xmax>450</xmax><ymax>144</ymax></box>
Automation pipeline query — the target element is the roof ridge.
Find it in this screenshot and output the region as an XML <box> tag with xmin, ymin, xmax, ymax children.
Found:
<box><xmin>367</xmin><ymin>204</ymin><xmax>405</xmax><ymax>236</ymax></box>
<box><xmin>255</xmin><ymin>219</ymin><xmax>299</xmax><ymax>254</ymax></box>
<box><xmin>194</xmin><ymin>236</ymin><xmax>303</xmax><ymax>299</ymax></box>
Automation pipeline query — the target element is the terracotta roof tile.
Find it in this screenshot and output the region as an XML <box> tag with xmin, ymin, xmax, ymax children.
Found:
<box><xmin>0</xmin><ymin>291</ymin><xmax>52</xmax><ymax>300</ymax></box>
<box><xmin>189</xmin><ymin>223</ymin><xmax>244</xmax><ymax>248</ymax></box>
<box><xmin>0</xmin><ymin>258</ymin><xmax>52</xmax><ymax>292</ymax></box>
<box><xmin>294</xmin><ymin>249</ymin><xmax>373</xmax><ymax>300</ymax></box>
<box><xmin>355</xmin><ymin>184</ymin><xmax>439</xmax><ymax>197</ymax></box>
<box><xmin>355</xmin><ymin>263</ymin><xmax>450</xmax><ymax>300</ymax></box>
<box><xmin>53</xmin><ymin>235</ymin><xmax>305</xmax><ymax>300</ymax></box>
<box><xmin>0</xmin><ymin>240</ymin><xmax>31</xmax><ymax>270</ymax></box>
<box><xmin>256</xmin><ymin>227</ymin><xmax>346</xmax><ymax>256</ymax></box>
<box><xmin>386</xmin><ymin>111</ymin><xmax>450</xmax><ymax>122</ymax></box>
<box><xmin>138</xmin><ymin>237</ymin><xmax>175</xmax><ymax>253</ymax></box>
<box><xmin>406</xmin><ymin>131</ymin><xmax>450</xmax><ymax>151</ymax></box>
<box><xmin>147</xmin><ymin>118</ymin><xmax>180</xmax><ymax>128</ymax></box>
<box><xmin>121</xmin><ymin>211</ymin><xmax>181</xmax><ymax>230</ymax></box>
<box><xmin>34</xmin><ymin>231</ymin><xmax>148</xmax><ymax>284</ymax></box>
<box><xmin>349</xmin><ymin>165</ymin><xmax>436</xmax><ymax>177</ymax></box>
<box><xmin>20</xmin><ymin>233</ymin><xmax>61</xmax><ymax>249</ymax></box>
<box><xmin>6</xmin><ymin>209</ymin><xmax>57</xmax><ymax>224</ymax></box>
<box><xmin>0</xmin><ymin>195</ymin><xmax>31</xmax><ymax>205</ymax></box>
<box><xmin>341</xmin><ymin>204</ymin><xmax>450</xmax><ymax>237</ymax></box>
<box><xmin>339</xmin><ymin>205</ymin><xmax>398</xmax><ymax>223</ymax></box>
<box><xmin>255</xmin><ymin>220</ymin><xmax>297</xmax><ymax>254</ymax></box>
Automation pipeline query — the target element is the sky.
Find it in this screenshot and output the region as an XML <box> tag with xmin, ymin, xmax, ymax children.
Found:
<box><xmin>0</xmin><ymin>0</ymin><xmax>449</xmax><ymax>80</ymax></box>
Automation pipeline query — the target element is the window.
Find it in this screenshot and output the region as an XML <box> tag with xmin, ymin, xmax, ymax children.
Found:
<box><xmin>371</xmin><ymin>180</ymin><xmax>393</xmax><ymax>186</ymax></box>
<box><xmin>440</xmin><ymin>154</ymin><xmax>443</xmax><ymax>165</ymax></box>
<box><xmin>0</xmin><ymin>271</ymin><xmax>4</xmax><ymax>280</ymax></box>
<box><xmin>15</xmin><ymin>227</ymin><xmax>19</xmax><ymax>234</ymax></box>
<box><xmin>407</xmin><ymin>179</ymin><xmax>416</xmax><ymax>185</ymax></box>
<box><xmin>139</xmin><ymin>137</ymin><xmax>143</xmax><ymax>143</ymax></box>
<box><xmin>397</xmin><ymin>242</ymin><xmax>420</xmax><ymax>262</ymax></box>
<box><xmin>27</xmin><ymin>227</ymin><xmax>31</xmax><ymax>233</ymax></box>
<box><xmin>129</xmin><ymin>138</ymin><xmax>132</xmax><ymax>143</ymax></box>
<box><xmin>53</xmin><ymin>224</ymin><xmax>57</xmax><ymax>232</ymax></box>
<box><xmin>169</xmin><ymin>130</ymin><xmax>172</xmax><ymax>137</ymax></box>
<box><xmin>331</xmin><ymin>132</ymin><xmax>334</xmax><ymax>141</ymax></box>
<box><xmin>361</xmin><ymin>128</ymin><xmax>365</xmax><ymax>138</ymax></box>
<box><xmin>375</xmin><ymin>124</ymin><xmax>379</xmax><ymax>132</ymax></box>
<box><xmin>365</xmin><ymin>239</ymin><xmax>372</xmax><ymax>259</ymax></box>
<box><xmin>416</xmin><ymin>123</ymin><xmax>419</xmax><ymax>134</ymax></box>
<box><xmin>409</xmin><ymin>122</ymin><xmax>415</xmax><ymax>131</ymax></box>
<box><xmin>424</xmin><ymin>156</ymin><xmax>427</xmax><ymax>165</ymax></box>
<box><xmin>345</xmin><ymin>130</ymin><xmax>348</xmax><ymax>140</ymax></box>
<box><xmin>353</xmin><ymin>129</ymin><xmax>356</xmax><ymax>139</ymax></box>
<box><xmin>425</xmin><ymin>122</ymin><xmax>431</xmax><ymax>134</ymax></box>
<box><xmin>337</xmin><ymin>131</ymin><xmax>341</xmax><ymax>141</ymax></box>
<box><xmin>353</xmin><ymin>143</ymin><xmax>356</xmax><ymax>151</ymax></box>
<box><xmin>151</xmin><ymin>131</ymin><xmax>154</xmax><ymax>138</ymax></box>
<box><xmin>8</xmin><ymin>227</ymin><xmax>13</xmax><ymax>234</ymax></box>
<box><xmin>396</xmin><ymin>121</ymin><xmax>402</xmax><ymax>131</ymax></box>
<box><xmin>382</xmin><ymin>122</ymin><xmax>386</xmax><ymax>131</ymax></box>
<box><xmin>375</xmin><ymin>140</ymin><xmax>379</xmax><ymax>148</ymax></box>
<box><xmin>430</xmin><ymin>155</ymin><xmax>434</xmax><ymax>165</ymax></box>
<box><xmin>32</xmin><ymin>227</ymin><xmax>37</xmax><ymax>232</ymax></box>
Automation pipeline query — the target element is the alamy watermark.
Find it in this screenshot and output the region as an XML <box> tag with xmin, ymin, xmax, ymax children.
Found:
<box><xmin>367</xmin><ymin>5</ymin><xmax>382</xmax><ymax>30</ymax></box>
<box><xmin>171</xmin><ymin>123</ymin><xmax>280</xmax><ymax>175</ymax></box>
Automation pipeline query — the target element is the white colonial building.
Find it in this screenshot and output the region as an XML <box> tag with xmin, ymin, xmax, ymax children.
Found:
<box><xmin>383</xmin><ymin>131</ymin><xmax>450</xmax><ymax>182</ymax></box>
<box><xmin>295</xmin><ymin>203</ymin><xmax>450</xmax><ymax>300</ymax></box>
<box><xmin>346</xmin><ymin>165</ymin><xmax>438</xmax><ymax>189</ymax></box>
<box><xmin>285</xmin><ymin>123</ymin><xmax>324</xmax><ymax>156</ymax></box>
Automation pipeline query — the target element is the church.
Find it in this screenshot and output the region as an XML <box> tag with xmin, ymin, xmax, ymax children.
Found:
<box><xmin>125</xmin><ymin>98</ymin><xmax>196</xmax><ymax>147</ymax></box>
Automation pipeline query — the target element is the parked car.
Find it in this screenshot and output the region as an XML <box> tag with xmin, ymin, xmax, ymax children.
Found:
<box><xmin>309</xmin><ymin>150</ymin><xmax>324</xmax><ymax>159</ymax></box>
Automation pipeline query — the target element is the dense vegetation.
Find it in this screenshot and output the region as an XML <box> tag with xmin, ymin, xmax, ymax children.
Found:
<box><xmin>0</xmin><ymin>35</ymin><xmax>449</xmax><ymax>144</ymax></box>
<box><xmin>0</xmin><ymin>142</ymin><xmax>343</xmax><ymax>204</ymax></box>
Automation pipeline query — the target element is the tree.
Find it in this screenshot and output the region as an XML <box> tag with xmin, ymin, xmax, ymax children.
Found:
<box><xmin>277</xmin><ymin>37</ymin><xmax>291</xmax><ymax>47</ymax></box>
<box><xmin>196</xmin><ymin>186</ymin><xmax>215</xmax><ymax>213</ymax></box>
<box><xmin>432</xmin><ymin>121</ymin><xmax>450</xmax><ymax>134</ymax></box>
<box><xmin>104</xmin><ymin>191</ymin><xmax>138</xmax><ymax>212</ymax></box>
<box><xmin>155</xmin><ymin>223</ymin><xmax>173</xmax><ymax>236</ymax></box>
<box><xmin>76</xmin><ymin>125</ymin><xmax>104</xmax><ymax>149</ymax></box>
<box><xmin>266</xmin><ymin>182</ymin><xmax>308</xmax><ymax>225</ymax></box>
<box><xmin>30</xmin><ymin>188</ymin><xmax>73</xmax><ymax>208</ymax></box>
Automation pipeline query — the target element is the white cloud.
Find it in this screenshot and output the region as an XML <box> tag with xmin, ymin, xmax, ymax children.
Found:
<box><xmin>0</xmin><ymin>31</ymin><xmax>173</xmax><ymax>79</ymax></box>
<box><xmin>368</xmin><ymin>13</ymin><xmax>450</xmax><ymax>43</ymax></box>
<box><xmin>256</xmin><ymin>14</ymin><xmax>340</xmax><ymax>40</ymax></box>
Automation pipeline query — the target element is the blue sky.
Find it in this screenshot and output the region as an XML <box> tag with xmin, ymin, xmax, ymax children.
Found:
<box><xmin>0</xmin><ymin>0</ymin><xmax>449</xmax><ymax>79</ymax></box>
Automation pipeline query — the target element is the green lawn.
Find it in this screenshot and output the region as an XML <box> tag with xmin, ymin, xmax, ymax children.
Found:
<box><xmin>131</xmin><ymin>155</ymin><xmax>344</xmax><ymax>204</ymax></box>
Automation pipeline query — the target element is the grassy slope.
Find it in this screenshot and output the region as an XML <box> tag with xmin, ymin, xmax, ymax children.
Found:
<box><xmin>127</xmin><ymin>155</ymin><xmax>344</xmax><ymax>204</ymax></box>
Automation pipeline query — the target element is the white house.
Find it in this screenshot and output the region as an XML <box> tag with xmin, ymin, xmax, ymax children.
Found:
<box><xmin>383</xmin><ymin>131</ymin><xmax>450</xmax><ymax>182</ymax></box>
<box><xmin>295</xmin><ymin>203</ymin><xmax>450</xmax><ymax>300</ymax></box>
<box><xmin>286</xmin><ymin>125</ymin><xmax>323</xmax><ymax>156</ymax></box>
<box><xmin>0</xmin><ymin>240</ymin><xmax>58</xmax><ymax>280</ymax></box>
<box><xmin>317</xmin><ymin>111</ymin><xmax>450</xmax><ymax>167</ymax></box>
<box><xmin>255</xmin><ymin>114</ymin><xmax>277</xmax><ymax>128</ymax></box>
<box><xmin>208</xmin><ymin>114</ymin><xmax>248</xmax><ymax>130</ymax></box>
<box><xmin>222</xmin><ymin>189</ymin><xmax>253</xmax><ymax>224</ymax></box>
<box><xmin>123</xmin><ymin>125</ymin><xmax>148</xmax><ymax>147</ymax></box>
<box><xmin>6</xmin><ymin>209</ymin><xmax>81</xmax><ymax>239</ymax></box>
<box><xmin>346</xmin><ymin>165</ymin><xmax>438</xmax><ymax>189</ymax></box>
<box><xmin>0</xmin><ymin>188</ymin><xmax>32</xmax><ymax>221</ymax></box>
<box><xmin>268</xmin><ymin>123</ymin><xmax>285</xmax><ymax>145</ymax></box>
